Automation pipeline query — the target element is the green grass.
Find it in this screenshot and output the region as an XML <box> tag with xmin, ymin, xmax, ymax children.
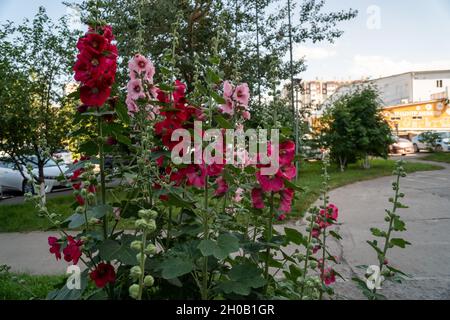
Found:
<box><xmin>422</xmin><ymin>152</ymin><xmax>450</xmax><ymax>164</ymax></box>
<box><xmin>0</xmin><ymin>159</ymin><xmax>442</xmax><ymax>232</ymax></box>
<box><xmin>0</xmin><ymin>271</ymin><xmax>64</xmax><ymax>300</ymax></box>
<box><xmin>293</xmin><ymin>158</ymin><xmax>443</xmax><ymax>218</ymax></box>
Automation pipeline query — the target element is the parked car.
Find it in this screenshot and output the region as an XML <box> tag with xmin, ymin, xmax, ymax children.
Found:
<box><xmin>412</xmin><ymin>132</ymin><xmax>450</xmax><ymax>152</ymax></box>
<box><xmin>0</xmin><ymin>157</ymin><xmax>69</xmax><ymax>194</ymax></box>
<box><xmin>389</xmin><ymin>136</ymin><xmax>415</xmax><ymax>155</ymax></box>
<box><xmin>53</xmin><ymin>150</ymin><xmax>73</xmax><ymax>165</ymax></box>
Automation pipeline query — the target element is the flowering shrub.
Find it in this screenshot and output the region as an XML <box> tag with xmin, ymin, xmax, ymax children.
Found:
<box><xmin>29</xmin><ymin>19</ymin><xmax>410</xmax><ymax>301</ymax></box>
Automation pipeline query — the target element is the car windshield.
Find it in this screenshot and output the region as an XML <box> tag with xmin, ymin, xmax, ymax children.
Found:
<box><xmin>437</xmin><ymin>132</ymin><xmax>450</xmax><ymax>139</ymax></box>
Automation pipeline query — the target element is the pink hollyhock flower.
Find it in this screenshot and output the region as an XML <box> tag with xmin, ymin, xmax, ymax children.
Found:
<box><xmin>279</xmin><ymin>140</ymin><xmax>296</xmax><ymax>166</ymax></box>
<box><xmin>277</xmin><ymin>214</ymin><xmax>286</xmax><ymax>221</ymax></box>
<box><xmin>127</xmin><ymin>79</ymin><xmax>145</xmax><ymax>100</ymax></box>
<box><xmin>219</xmin><ymin>98</ymin><xmax>235</xmax><ymax>116</ymax></box>
<box><xmin>279</xmin><ymin>188</ymin><xmax>294</xmax><ymax>213</ymax></box>
<box><xmin>48</xmin><ymin>237</ymin><xmax>61</xmax><ymax>261</ymax></box>
<box><xmin>276</xmin><ymin>164</ymin><xmax>297</xmax><ymax>181</ymax></box>
<box><xmin>242</xmin><ymin>110</ymin><xmax>251</xmax><ymax>120</ymax></box>
<box><xmin>312</xmin><ymin>228</ymin><xmax>320</xmax><ymax>239</ymax></box>
<box><xmin>233</xmin><ymin>83</ymin><xmax>250</xmax><ymax>106</ymax></box>
<box><xmin>186</xmin><ymin>164</ymin><xmax>207</xmax><ymax>188</ymax></box>
<box><xmin>63</xmin><ymin>236</ymin><xmax>83</xmax><ymax>265</ymax></box>
<box><xmin>223</xmin><ymin>80</ymin><xmax>234</xmax><ymax>99</ymax></box>
<box><xmin>233</xmin><ymin>188</ymin><xmax>244</xmax><ymax>203</ymax></box>
<box><xmin>214</xmin><ymin>176</ymin><xmax>229</xmax><ymax>196</ymax></box>
<box><xmin>321</xmin><ymin>268</ymin><xmax>336</xmax><ymax>285</ymax></box>
<box><xmin>251</xmin><ymin>188</ymin><xmax>265</xmax><ymax>209</ymax></box>
<box><xmin>312</xmin><ymin>245</ymin><xmax>321</xmax><ymax>254</ymax></box>
<box><xmin>126</xmin><ymin>96</ymin><xmax>138</xmax><ymax>113</ymax></box>
<box><xmin>256</xmin><ymin>171</ymin><xmax>284</xmax><ymax>193</ymax></box>
<box><xmin>90</xmin><ymin>263</ymin><xmax>116</xmax><ymax>288</ymax></box>
<box><xmin>128</xmin><ymin>54</ymin><xmax>150</xmax><ymax>76</ymax></box>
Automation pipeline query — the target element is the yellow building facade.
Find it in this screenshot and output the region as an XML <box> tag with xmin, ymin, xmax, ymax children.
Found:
<box><xmin>382</xmin><ymin>99</ymin><xmax>450</xmax><ymax>136</ymax></box>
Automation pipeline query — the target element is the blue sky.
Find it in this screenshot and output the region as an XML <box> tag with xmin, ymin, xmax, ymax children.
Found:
<box><xmin>1</xmin><ymin>0</ymin><xmax>450</xmax><ymax>81</ymax></box>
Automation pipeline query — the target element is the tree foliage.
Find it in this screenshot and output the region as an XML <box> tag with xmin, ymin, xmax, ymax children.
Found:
<box><xmin>320</xmin><ymin>85</ymin><xmax>393</xmax><ymax>171</ymax></box>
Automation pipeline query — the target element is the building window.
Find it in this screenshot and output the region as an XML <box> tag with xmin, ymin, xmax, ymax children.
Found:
<box><xmin>412</xmin><ymin>116</ymin><xmax>423</xmax><ymax>120</ymax></box>
<box><xmin>437</xmin><ymin>80</ymin><xmax>443</xmax><ymax>88</ymax></box>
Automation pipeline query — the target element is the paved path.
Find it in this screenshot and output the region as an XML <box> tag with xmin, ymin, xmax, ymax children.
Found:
<box><xmin>283</xmin><ymin>157</ymin><xmax>450</xmax><ymax>299</ymax></box>
<box><xmin>1</xmin><ymin>158</ymin><xmax>449</xmax><ymax>300</ymax></box>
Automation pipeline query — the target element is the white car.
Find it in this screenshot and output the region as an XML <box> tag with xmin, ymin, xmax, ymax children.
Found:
<box><xmin>389</xmin><ymin>136</ymin><xmax>415</xmax><ymax>155</ymax></box>
<box><xmin>53</xmin><ymin>150</ymin><xmax>73</xmax><ymax>165</ymax></box>
<box><xmin>412</xmin><ymin>132</ymin><xmax>450</xmax><ymax>152</ymax></box>
<box><xmin>0</xmin><ymin>157</ymin><xmax>69</xmax><ymax>194</ymax></box>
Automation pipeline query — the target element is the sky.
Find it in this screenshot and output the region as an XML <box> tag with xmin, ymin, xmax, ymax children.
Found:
<box><xmin>1</xmin><ymin>0</ymin><xmax>450</xmax><ymax>81</ymax></box>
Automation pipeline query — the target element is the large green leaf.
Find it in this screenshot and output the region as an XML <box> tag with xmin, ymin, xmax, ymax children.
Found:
<box><xmin>284</xmin><ymin>227</ymin><xmax>306</xmax><ymax>246</ymax></box>
<box><xmin>390</xmin><ymin>238</ymin><xmax>411</xmax><ymax>248</ymax></box>
<box><xmin>98</xmin><ymin>239</ymin><xmax>137</xmax><ymax>265</ymax></box>
<box><xmin>160</xmin><ymin>257</ymin><xmax>194</xmax><ymax>279</ymax></box>
<box><xmin>198</xmin><ymin>234</ymin><xmax>239</xmax><ymax>260</ymax></box>
<box><xmin>219</xmin><ymin>263</ymin><xmax>266</xmax><ymax>296</ymax></box>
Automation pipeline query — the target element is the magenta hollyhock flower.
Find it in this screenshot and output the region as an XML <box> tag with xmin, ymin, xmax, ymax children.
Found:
<box><xmin>186</xmin><ymin>164</ymin><xmax>207</xmax><ymax>188</ymax></box>
<box><xmin>276</xmin><ymin>164</ymin><xmax>297</xmax><ymax>181</ymax></box>
<box><xmin>318</xmin><ymin>203</ymin><xmax>339</xmax><ymax>229</ymax></box>
<box><xmin>48</xmin><ymin>237</ymin><xmax>61</xmax><ymax>261</ymax></box>
<box><xmin>233</xmin><ymin>83</ymin><xmax>250</xmax><ymax>106</ymax></box>
<box><xmin>214</xmin><ymin>176</ymin><xmax>229</xmax><ymax>196</ymax></box>
<box><xmin>127</xmin><ymin>79</ymin><xmax>145</xmax><ymax>100</ymax></box>
<box><xmin>63</xmin><ymin>236</ymin><xmax>83</xmax><ymax>265</ymax></box>
<box><xmin>279</xmin><ymin>188</ymin><xmax>294</xmax><ymax>213</ymax></box>
<box><xmin>256</xmin><ymin>171</ymin><xmax>284</xmax><ymax>193</ymax></box>
<box><xmin>321</xmin><ymin>268</ymin><xmax>336</xmax><ymax>285</ymax></box>
<box><xmin>223</xmin><ymin>80</ymin><xmax>234</xmax><ymax>99</ymax></box>
<box><xmin>206</xmin><ymin>163</ymin><xmax>225</xmax><ymax>177</ymax></box>
<box><xmin>279</xmin><ymin>140</ymin><xmax>296</xmax><ymax>166</ymax></box>
<box><xmin>251</xmin><ymin>188</ymin><xmax>265</xmax><ymax>209</ymax></box>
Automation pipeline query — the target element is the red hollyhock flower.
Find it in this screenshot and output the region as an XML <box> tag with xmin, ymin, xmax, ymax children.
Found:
<box><xmin>173</xmin><ymin>80</ymin><xmax>187</xmax><ymax>104</ymax></box>
<box><xmin>80</xmin><ymin>85</ymin><xmax>112</xmax><ymax>107</ymax></box>
<box><xmin>90</xmin><ymin>263</ymin><xmax>116</xmax><ymax>288</ymax></box>
<box><xmin>63</xmin><ymin>236</ymin><xmax>83</xmax><ymax>265</ymax></box>
<box><xmin>276</xmin><ymin>164</ymin><xmax>297</xmax><ymax>181</ymax></box>
<box><xmin>48</xmin><ymin>237</ymin><xmax>61</xmax><ymax>260</ymax></box>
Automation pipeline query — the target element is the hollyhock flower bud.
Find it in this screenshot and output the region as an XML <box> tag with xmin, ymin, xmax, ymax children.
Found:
<box><xmin>130</xmin><ymin>240</ymin><xmax>143</xmax><ymax>251</ymax></box>
<box><xmin>129</xmin><ymin>284</ymin><xmax>139</xmax><ymax>299</ymax></box>
<box><xmin>130</xmin><ymin>266</ymin><xmax>142</xmax><ymax>280</ymax></box>
<box><xmin>144</xmin><ymin>275</ymin><xmax>155</xmax><ymax>287</ymax></box>
<box><xmin>135</xmin><ymin>219</ymin><xmax>148</xmax><ymax>230</ymax></box>
<box><xmin>144</xmin><ymin>244</ymin><xmax>157</xmax><ymax>255</ymax></box>
<box><xmin>309</xmin><ymin>260</ymin><xmax>318</xmax><ymax>268</ymax></box>
<box><xmin>136</xmin><ymin>253</ymin><xmax>146</xmax><ymax>262</ymax></box>
<box><xmin>76</xmin><ymin>206</ymin><xmax>85</xmax><ymax>214</ymax></box>
<box><xmin>383</xmin><ymin>258</ymin><xmax>389</xmax><ymax>265</ymax></box>
<box><xmin>138</xmin><ymin>209</ymin><xmax>158</xmax><ymax>220</ymax></box>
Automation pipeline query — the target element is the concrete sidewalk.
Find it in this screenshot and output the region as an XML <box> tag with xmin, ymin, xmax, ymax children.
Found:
<box><xmin>299</xmin><ymin>159</ymin><xmax>450</xmax><ymax>299</ymax></box>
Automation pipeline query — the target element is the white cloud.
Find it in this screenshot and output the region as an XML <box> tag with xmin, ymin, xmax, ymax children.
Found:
<box><xmin>350</xmin><ymin>55</ymin><xmax>450</xmax><ymax>78</ymax></box>
<box><xmin>293</xmin><ymin>45</ymin><xmax>337</xmax><ymax>61</ymax></box>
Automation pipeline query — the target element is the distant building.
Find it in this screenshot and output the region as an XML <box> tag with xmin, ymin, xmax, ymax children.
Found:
<box><xmin>315</xmin><ymin>70</ymin><xmax>450</xmax><ymax>137</ymax></box>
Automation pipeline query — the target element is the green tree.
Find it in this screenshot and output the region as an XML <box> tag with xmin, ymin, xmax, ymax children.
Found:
<box><xmin>320</xmin><ymin>85</ymin><xmax>393</xmax><ymax>171</ymax></box>
<box><xmin>0</xmin><ymin>7</ymin><xmax>79</xmax><ymax>197</ymax></box>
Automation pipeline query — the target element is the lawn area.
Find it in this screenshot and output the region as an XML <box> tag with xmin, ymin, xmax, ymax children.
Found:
<box><xmin>422</xmin><ymin>152</ymin><xmax>450</xmax><ymax>164</ymax></box>
<box><xmin>0</xmin><ymin>159</ymin><xmax>442</xmax><ymax>232</ymax></box>
<box><xmin>293</xmin><ymin>158</ymin><xmax>443</xmax><ymax>218</ymax></box>
<box><xmin>0</xmin><ymin>268</ymin><xmax>64</xmax><ymax>300</ymax></box>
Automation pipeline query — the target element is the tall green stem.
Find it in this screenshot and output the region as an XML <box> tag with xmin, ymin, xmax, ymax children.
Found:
<box><xmin>98</xmin><ymin>117</ymin><xmax>107</xmax><ymax>239</ymax></box>
<box><xmin>264</xmin><ymin>192</ymin><xmax>274</xmax><ymax>291</ymax></box>
<box><xmin>137</xmin><ymin>231</ymin><xmax>147</xmax><ymax>300</ymax></box>
<box><xmin>201</xmin><ymin>175</ymin><xmax>209</xmax><ymax>300</ymax></box>
<box><xmin>300</xmin><ymin>210</ymin><xmax>316</xmax><ymax>299</ymax></box>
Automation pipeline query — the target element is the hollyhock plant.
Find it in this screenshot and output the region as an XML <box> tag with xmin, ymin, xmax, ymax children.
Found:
<box><xmin>251</xmin><ymin>188</ymin><xmax>265</xmax><ymax>209</ymax></box>
<box><xmin>90</xmin><ymin>263</ymin><xmax>116</xmax><ymax>288</ymax></box>
<box><xmin>214</xmin><ymin>176</ymin><xmax>229</xmax><ymax>196</ymax></box>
